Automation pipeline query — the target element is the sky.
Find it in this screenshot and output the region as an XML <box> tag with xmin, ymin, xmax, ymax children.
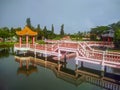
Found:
<box><xmin>0</xmin><ymin>0</ymin><xmax>120</xmax><ymax>34</ymax></box>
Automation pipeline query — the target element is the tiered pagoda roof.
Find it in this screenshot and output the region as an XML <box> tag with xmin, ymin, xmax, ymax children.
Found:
<box><xmin>16</xmin><ymin>26</ymin><xmax>37</xmax><ymax>36</ymax></box>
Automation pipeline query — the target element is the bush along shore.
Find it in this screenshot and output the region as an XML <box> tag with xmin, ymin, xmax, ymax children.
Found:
<box><xmin>0</xmin><ymin>42</ymin><xmax>15</xmax><ymax>48</ymax></box>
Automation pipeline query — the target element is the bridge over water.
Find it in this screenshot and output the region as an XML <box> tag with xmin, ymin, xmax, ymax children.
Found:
<box><xmin>14</xmin><ymin>40</ymin><xmax>120</xmax><ymax>71</ymax></box>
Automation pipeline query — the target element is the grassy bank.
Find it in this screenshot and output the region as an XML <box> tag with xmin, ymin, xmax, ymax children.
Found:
<box><xmin>108</xmin><ymin>48</ymin><xmax>120</xmax><ymax>52</ymax></box>
<box><xmin>0</xmin><ymin>42</ymin><xmax>15</xmax><ymax>48</ymax></box>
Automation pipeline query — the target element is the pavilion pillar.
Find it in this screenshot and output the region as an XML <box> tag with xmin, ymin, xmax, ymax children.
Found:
<box><xmin>19</xmin><ymin>60</ymin><xmax>22</xmax><ymax>68</ymax></box>
<box><xmin>19</xmin><ymin>36</ymin><xmax>22</xmax><ymax>48</ymax></box>
<box><xmin>26</xmin><ymin>35</ymin><xmax>29</xmax><ymax>47</ymax></box>
<box><xmin>32</xmin><ymin>36</ymin><xmax>35</xmax><ymax>44</ymax></box>
<box><xmin>26</xmin><ymin>60</ymin><xmax>29</xmax><ymax>69</ymax></box>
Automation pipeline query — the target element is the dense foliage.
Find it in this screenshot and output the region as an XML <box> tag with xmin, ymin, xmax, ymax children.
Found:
<box><xmin>0</xmin><ymin>18</ymin><xmax>120</xmax><ymax>49</ymax></box>
<box><xmin>90</xmin><ymin>21</ymin><xmax>120</xmax><ymax>48</ymax></box>
<box><xmin>110</xmin><ymin>21</ymin><xmax>120</xmax><ymax>48</ymax></box>
<box><xmin>90</xmin><ymin>26</ymin><xmax>109</xmax><ymax>40</ymax></box>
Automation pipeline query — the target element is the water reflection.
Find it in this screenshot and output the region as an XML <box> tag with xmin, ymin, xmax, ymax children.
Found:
<box><xmin>14</xmin><ymin>55</ymin><xmax>120</xmax><ymax>90</ymax></box>
<box><xmin>56</xmin><ymin>66</ymin><xmax>120</xmax><ymax>90</ymax></box>
<box><xmin>0</xmin><ymin>47</ymin><xmax>14</xmax><ymax>58</ymax></box>
<box><xmin>17</xmin><ymin>65</ymin><xmax>38</xmax><ymax>76</ymax></box>
<box><xmin>0</xmin><ymin>48</ymin><xmax>9</xmax><ymax>58</ymax></box>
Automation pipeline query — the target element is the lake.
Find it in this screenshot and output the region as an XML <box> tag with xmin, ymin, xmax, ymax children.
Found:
<box><xmin>0</xmin><ymin>48</ymin><xmax>120</xmax><ymax>90</ymax></box>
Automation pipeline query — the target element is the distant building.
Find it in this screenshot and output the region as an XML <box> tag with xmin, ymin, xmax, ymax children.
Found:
<box><xmin>101</xmin><ymin>29</ymin><xmax>114</xmax><ymax>42</ymax></box>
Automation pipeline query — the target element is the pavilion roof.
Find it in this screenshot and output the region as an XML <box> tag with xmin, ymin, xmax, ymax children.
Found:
<box><xmin>16</xmin><ymin>26</ymin><xmax>37</xmax><ymax>36</ymax></box>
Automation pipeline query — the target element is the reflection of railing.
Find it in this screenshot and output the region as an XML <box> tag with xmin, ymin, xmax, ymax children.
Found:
<box><xmin>39</xmin><ymin>58</ymin><xmax>120</xmax><ymax>89</ymax></box>
<box><xmin>85</xmin><ymin>76</ymin><xmax>120</xmax><ymax>90</ymax></box>
<box><xmin>56</xmin><ymin>67</ymin><xmax>120</xmax><ymax>89</ymax></box>
<box><xmin>76</xmin><ymin>68</ymin><xmax>120</xmax><ymax>90</ymax></box>
<box><xmin>14</xmin><ymin>55</ymin><xmax>120</xmax><ymax>89</ymax></box>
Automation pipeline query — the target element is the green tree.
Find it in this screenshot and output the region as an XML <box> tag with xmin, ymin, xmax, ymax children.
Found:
<box><xmin>77</xmin><ymin>31</ymin><xmax>83</xmax><ymax>40</ymax></box>
<box><xmin>36</xmin><ymin>24</ymin><xmax>43</xmax><ymax>40</ymax></box>
<box><xmin>90</xmin><ymin>26</ymin><xmax>109</xmax><ymax>40</ymax></box>
<box><xmin>51</xmin><ymin>24</ymin><xmax>54</xmax><ymax>39</ymax></box>
<box><xmin>9</xmin><ymin>27</ymin><xmax>15</xmax><ymax>38</ymax></box>
<box><xmin>47</xmin><ymin>30</ymin><xmax>53</xmax><ymax>39</ymax></box>
<box><xmin>114</xmin><ymin>28</ymin><xmax>120</xmax><ymax>48</ymax></box>
<box><xmin>60</xmin><ymin>24</ymin><xmax>64</xmax><ymax>37</ymax></box>
<box><xmin>43</xmin><ymin>26</ymin><xmax>47</xmax><ymax>39</ymax></box>
<box><xmin>109</xmin><ymin>21</ymin><xmax>120</xmax><ymax>30</ymax></box>
<box><xmin>109</xmin><ymin>21</ymin><xmax>120</xmax><ymax>48</ymax></box>
<box><xmin>0</xmin><ymin>27</ymin><xmax>10</xmax><ymax>42</ymax></box>
<box><xmin>26</xmin><ymin>18</ymin><xmax>32</xmax><ymax>29</ymax></box>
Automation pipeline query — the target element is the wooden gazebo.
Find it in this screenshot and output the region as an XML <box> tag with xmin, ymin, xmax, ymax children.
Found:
<box><xmin>16</xmin><ymin>26</ymin><xmax>37</xmax><ymax>47</ymax></box>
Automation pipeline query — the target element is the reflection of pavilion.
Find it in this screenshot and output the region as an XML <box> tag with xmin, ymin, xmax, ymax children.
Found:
<box><xmin>17</xmin><ymin>65</ymin><xmax>38</xmax><ymax>76</ymax></box>
<box><xmin>15</xmin><ymin>55</ymin><xmax>38</xmax><ymax>76</ymax></box>
<box><xmin>15</xmin><ymin>55</ymin><xmax>120</xmax><ymax>89</ymax></box>
<box><xmin>15</xmin><ymin>55</ymin><xmax>32</xmax><ymax>69</ymax></box>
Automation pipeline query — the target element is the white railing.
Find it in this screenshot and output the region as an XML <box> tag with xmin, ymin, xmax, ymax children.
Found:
<box><xmin>14</xmin><ymin>40</ymin><xmax>120</xmax><ymax>68</ymax></box>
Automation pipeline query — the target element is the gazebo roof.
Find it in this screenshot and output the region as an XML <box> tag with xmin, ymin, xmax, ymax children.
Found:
<box><xmin>16</xmin><ymin>26</ymin><xmax>37</xmax><ymax>36</ymax></box>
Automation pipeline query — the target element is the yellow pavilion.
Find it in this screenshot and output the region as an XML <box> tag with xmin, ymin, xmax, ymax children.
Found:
<box><xmin>16</xmin><ymin>26</ymin><xmax>38</xmax><ymax>47</ymax></box>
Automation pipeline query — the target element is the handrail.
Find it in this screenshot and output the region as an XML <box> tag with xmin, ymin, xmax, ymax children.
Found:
<box><xmin>14</xmin><ymin>41</ymin><xmax>120</xmax><ymax>66</ymax></box>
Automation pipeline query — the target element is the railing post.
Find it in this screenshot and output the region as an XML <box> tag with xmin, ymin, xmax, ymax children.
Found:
<box><xmin>86</xmin><ymin>50</ymin><xmax>89</xmax><ymax>58</ymax></box>
<box><xmin>58</xmin><ymin>49</ymin><xmax>61</xmax><ymax>71</ymax></box>
<box><xmin>58</xmin><ymin>49</ymin><xmax>60</xmax><ymax>61</ymax></box>
<box><xmin>44</xmin><ymin>43</ymin><xmax>47</xmax><ymax>67</ymax></box>
<box><xmin>92</xmin><ymin>49</ymin><xmax>94</xmax><ymax>58</ymax></box>
<box><xmin>101</xmin><ymin>51</ymin><xmax>105</xmax><ymax>76</ymax></box>
<box><xmin>34</xmin><ymin>43</ymin><xmax>36</xmax><ymax>58</ymax></box>
<box><xmin>57</xmin><ymin>40</ymin><xmax>61</xmax><ymax>70</ymax></box>
<box><xmin>57</xmin><ymin>40</ymin><xmax>59</xmax><ymax>48</ymax></box>
<box><xmin>52</xmin><ymin>42</ymin><xmax>53</xmax><ymax>53</ymax></box>
<box><xmin>77</xmin><ymin>42</ymin><xmax>79</xmax><ymax>50</ymax></box>
<box><xmin>45</xmin><ymin>43</ymin><xmax>47</xmax><ymax>61</ymax></box>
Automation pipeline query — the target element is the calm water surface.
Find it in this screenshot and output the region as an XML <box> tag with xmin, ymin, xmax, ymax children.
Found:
<box><xmin>0</xmin><ymin>48</ymin><xmax>120</xmax><ymax>90</ymax></box>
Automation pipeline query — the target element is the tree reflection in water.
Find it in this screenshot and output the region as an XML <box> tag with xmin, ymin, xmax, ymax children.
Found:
<box><xmin>0</xmin><ymin>48</ymin><xmax>9</xmax><ymax>58</ymax></box>
<box><xmin>0</xmin><ymin>47</ymin><xmax>14</xmax><ymax>58</ymax></box>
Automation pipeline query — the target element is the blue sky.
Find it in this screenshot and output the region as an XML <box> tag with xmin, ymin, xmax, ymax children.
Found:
<box><xmin>0</xmin><ymin>0</ymin><xmax>120</xmax><ymax>34</ymax></box>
